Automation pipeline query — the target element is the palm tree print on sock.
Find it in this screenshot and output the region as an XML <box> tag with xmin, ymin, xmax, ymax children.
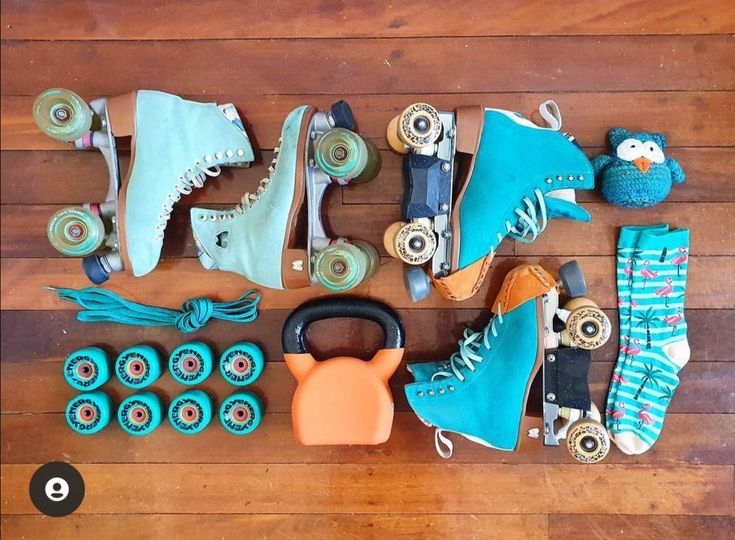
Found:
<box><xmin>658</xmin><ymin>246</ymin><xmax>668</xmax><ymax>263</ymax></box>
<box><xmin>657</xmin><ymin>385</ymin><xmax>675</xmax><ymax>406</ymax></box>
<box><xmin>635</xmin><ymin>308</ymin><xmax>660</xmax><ymax>350</ymax></box>
<box><xmin>633</xmin><ymin>362</ymin><xmax>664</xmax><ymax>400</ymax></box>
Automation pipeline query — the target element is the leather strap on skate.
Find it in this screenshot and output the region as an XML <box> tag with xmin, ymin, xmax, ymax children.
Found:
<box><xmin>492</xmin><ymin>264</ymin><xmax>556</xmax><ymax>314</ymax></box>
<box><xmin>106</xmin><ymin>92</ymin><xmax>137</xmax><ymax>137</ymax></box>
<box><xmin>431</xmin><ymin>254</ymin><xmax>493</xmax><ymax>301</ymax></box>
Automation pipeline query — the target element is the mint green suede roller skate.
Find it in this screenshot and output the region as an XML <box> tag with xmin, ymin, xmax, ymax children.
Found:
<box><xmin>191</xmin><ymin>101</ymin><xmax>380</xmax><ymax>292</ymax></box>
<box><xmin>385</xmin><ymin>101</ymin><xmax>594</xmax><ymax>302</ymax></box>
<box><xmin>33</xmin><ymin>88</ymin><xmax>254</xmax><ymax>283</ymax></box>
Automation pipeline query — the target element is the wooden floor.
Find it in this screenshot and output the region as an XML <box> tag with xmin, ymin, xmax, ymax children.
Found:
<box><xmin>1</xmin><ymin>1</ymin><xmax>734</xmax><ymax>538</ymax></box>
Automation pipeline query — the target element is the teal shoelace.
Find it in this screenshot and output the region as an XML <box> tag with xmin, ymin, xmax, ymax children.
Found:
<box><xmin>47</xmin><ymin>287</ymin><xmax>260</xmax><ymax>333</ymax></box>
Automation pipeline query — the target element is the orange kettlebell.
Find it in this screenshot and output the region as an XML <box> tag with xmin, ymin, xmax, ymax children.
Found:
<box><xmin>282</xmin><ymin>297</ymin><xmax>405</xmax><ymax>445</ymax></box>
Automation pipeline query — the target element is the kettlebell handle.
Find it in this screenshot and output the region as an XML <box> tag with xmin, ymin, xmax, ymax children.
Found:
<box><xmin>282</xmin><ymin>297</ymin><xmax>405</xmax><ymax>354</ymax></box>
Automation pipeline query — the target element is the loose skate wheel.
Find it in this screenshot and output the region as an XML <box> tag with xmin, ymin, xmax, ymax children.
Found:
<box><xmin>404</xmin><ymin>266</ymin><xmax>432</xmax><ymax>303</ymax></box>
<box><xmin>47</xmin><ymin>207</ymin><xmax>105</xmax><ymax>256</ymax></box>
<box><xmin>66</xmin><ymin>391</ymin><xmax>113</xmax><ymax>435</ymax></box>
<box><xmin>392</xmin><ymin>222</ymin><xmax>436</xmax><ymax>265</ymax></box>
<box><xmin>219</xmin><ymin>391</ymin><xmax>263</xmax><ymax>435</ymax></box>
<box><xmin>115</xmin><ymin>345</ymin><xmax>162</xmax><ymax>389</ymax></box>
<box><xmin>168</xmin><ymin>389</ymin><xmax>213</xmax><ymax>435</ymax></box>
<box><xmin>315</xmin><ymin>128</ymin><xmax>369</xmax><ymax>181</ymax></box>
<box><xmin>313</xmin><ymin>243</ymin><xmax>368</xmax><ymax>292</ymax></box>
<box><xmin>219</xmin><ymin>342</ymin><xmax>265</xmax><ymax>386</ymax></box>
<box><xmin>169</xmin><ymin>342</ymin><xmax>213</xmax><ymax>386</ymax></box>
<box><xmin>350</xmin><ymin>239</ymin><xmax>380</xmax><ymax>283</ymax></box>
<box><xmin>118</xmin><ymin>392</ymin><xmax>163</xmax><ymax>436</ymax></box>
<box><xmin>63</xmin><ymin>346</ymin><xmax>111</xmax><ymax>391</ymax></box>
<box><xmin>559</xmin><ymin>260</ymin><xmax>588</xmax><ymax>298</ymax></box>
<box><xmin>33</xmin><ymin>88</ymin><xmax>93</xmax><ymax>142</ymax></box>
<box><xmin>393</xmin><ymin>103</ymin><xmax>443</xmax><ymax>151</ymax></box>
<box><xmin>562</xmin><ymin>299</ymin><xmax>611</xmax><ymax>350</ymax></box>
<box><xmin>566</xmin><ymin>418</ymin><xmax>610</xmax><ymax>464</ymax></box>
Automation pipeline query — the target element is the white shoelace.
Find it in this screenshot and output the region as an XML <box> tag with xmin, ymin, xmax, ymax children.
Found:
<box><xmin>236</xmin><ymin>140</ymin><xmax>281</xmax><ymax>214</ymax></box>
<box><xmin>156</xmin><ymin>163</ymin><xmax>222</xmax><ymax>240</ymax></box>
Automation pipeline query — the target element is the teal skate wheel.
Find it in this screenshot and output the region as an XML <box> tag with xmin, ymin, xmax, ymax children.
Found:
<box><xmin>169</xmin><ymin>342</ymin><xmax>213</xmax><ymax>385</ymax></box>
<box><xmin>313</xmin><ymin>243</ymin><xmax>370</xmax><ymax>292</ymax></box>
<box><xmin>219</xmin><ymin>391</ymin><xmax>263</xmax><ymax>435</ymax></box>
<box><xmin>351</xmin><ymin>239</ymin><xmax>380</xmax><ymax>283</ymax></box>
<box><xmin>47</xmin><ymin>206</ymin><xmax>105</xmax><ymax>256</ymax></box>
<box><xmin>219</xmin><ymin>342</ymin><xmax>264</xmax><ymax>386</ymax></box>
<box><xmin>115</xmin><ymin>345</ymin><xmax>162</xmax><ymax>389</ymax></box>
<box><xmin>315</xmin><ymin>128</ymin><xmax>369</xmax><ymax>181</ymax></box>
<box><xmin>117</xmin><ymin>391</ymin><xmax>163</xmax><ymax>436</ymax></box>
<box><xmin>63</xmin><ymin>346</ymin><xmax>111</xmax><ymax>391</ymax></box>
<box><xmin>33</xmin><ymin>88</ymin><xmax>93</xmax><ymax>142</ymax></box>
<box><xmin>66</xmin><ymin>391</ymin><xmax>113</xmax><ymax>435</ymax></box>
<box><xmin>168</xmin><ymin>389</ymin><xmax>213</xmax><ymax>435</ymax></box>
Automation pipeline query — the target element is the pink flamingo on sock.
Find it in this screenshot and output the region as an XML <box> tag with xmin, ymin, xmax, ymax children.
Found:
<box><xmin>640</xmin><ymin>260</ymin><xmax>658</xmax><ymax>287</ymax></box>
<box><xmin>655</xmin><ymin>277</ymin><xmax>674</xmax><ymax>308</ymax></box>
<box><xmin>663</xmin><ymin>307</ymin><xmax>683</xmax><ymax>335</ymax></box>
<box><xmin>606</xmin><ymin>402</ymin><xmax>625</xmax><ymax>430</ymax></box>
<box><xmin>611</xmin><ymin>372</ymin><xmax>629</xmax><ymax>385</ymax></box>
<box><xmin>636</xmin><ymin>403</ymin><xmax>655</xmax><ymax>430</ymax></box>
<box><xmin>624</xmin><ymin>258</ymin><xmax>634</xmax><ymax>286</ymax></box>
<box><xmin>670</xmin><ymin>247</ymin><xmax>688</xmax><ymax>276</ymax></box>
<box><xmin>630</xmin><ymin>300</ymin><xmax>638</xmax><ymax>308</ymax></box>
<box><xmin>626</xmin><ymin>337</ymin><xmax>641</xmax><ymax>364</ymax></box>
<box><xmin>619</xmin><ymin>335</ymin><xmax>630</xmax><ymax>361</ymax></box>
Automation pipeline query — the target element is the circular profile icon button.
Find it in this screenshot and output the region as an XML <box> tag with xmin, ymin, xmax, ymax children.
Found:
<box><xmin>29</xmin><ymin>462</ymin><xmax>85</xmax><ymax>517</ymax></box>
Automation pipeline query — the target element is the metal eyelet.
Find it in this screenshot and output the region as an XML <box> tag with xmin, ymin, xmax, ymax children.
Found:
<box><xmin>226</xmin><ymin>150</ymin><xmax>234</xmax><ymax>158</ymax></box>
<box><xmin>439</xmin><ymin>388</ymin><xmax>445</xmax><ymax>395</ymax></box>
<box><xmin>449</xmin><ymin>385</ymin><xmax>455</xmax><ymax>392</ymax></box>
<box><xmin>215</xmin><ymin>151</ymin><xmax>223</xmax><ymax>159</ymax></box>
<box><xmin>556</xmin><ymin>175</ymin><xmax>563</xmax><ymax>181</ymax></box>
<box><xmin>578</xmin><ymin>175</ymin><xmax>584</xmax><ymax>181</ymax></box>
<box><xmin>205</xmin><ymin>155</ymin><xmax>213</xmax><ymax>163</ymax></box>
<box><xmin>428</xmin><ymin>390</ymin><xmax>435</xmax><ymax>396</ymax></box>
<box><xmin>237</xmin><ymin>149</ymin><xmax>245</xmax><ymax>157</ymax></box>
<box><xmin>545</xmin><ymin>178</ymin><xmax>552</xmax><ymax>184</ymax></box>
<box><xmin>417</xmin><ymin>391</ymin><xmax>424</xmax><ymax>397</ymax></box>
<box><xmin>568</xmin><ymin>175</ymin><xmax>574</xmax><ymax>181</ymax></box>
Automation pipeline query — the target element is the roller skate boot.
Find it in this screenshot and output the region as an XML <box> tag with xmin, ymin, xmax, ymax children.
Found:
<box><xmin>384</xmin><ymin>101</ymin><xmax>594</xmax><ymax>302</ymax></box>
<box><xmin>33</xmin><ymin>88</ymin><xmax>254</xmax><ymax>283</ymax></box>
<box><xmin>405</xmin><ymin>261</ymin><xmax>610</xmax><ymax>462</ymax></box>
<box><xmin>191</xmin><ymin>101</ymin><xmax>381</xmax><ymax>291</ymax></box>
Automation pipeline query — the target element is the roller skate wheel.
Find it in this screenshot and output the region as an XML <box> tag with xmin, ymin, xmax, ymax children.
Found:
<box><xmin>383</xmin><ymin>222</ymin><xmax>404</xmax><ymax>259</ymax></box>
<box><xmin>393</xmin><ymin>222</ymin><xmax>436</xmax><ymax>265</ymax></box>
<box><xmin>168</xmin><ymin>389</ymin><xmax>213</xmax><ymax>434</ymax></box>
<box><xmin>33</xmin><ymin>88</ymin><xmax>92</xmax><ymax>142</ymax></box>
<box><xmin>66</xmin><ymin>391</ymin><xmax>113</xmax><ymax>435</ymax></box>
<box><xmin>47</xmin><ymin>207</ymin><xmax>105</xmax><ymax>256</ymax></box>
<box><xmin>566</xmin><ymin>418</ymin><xmax>610</xmax><ymax>464</ymax></box>
<box><xmin>352</xmin><ymin>138</ymin><xmax>381</xmax><ymax>184</ymax></box>
<box><xmin>115</xmin><ymin>345</ymin><xmax>162</xmax><ymax>389</ymax></box>
<box><xmin>386</xmin><ymin>115</ymin><xmax>409</xmax><ymax>154</ymax></box>
<box><xmin>220</xmin><ymin>342</ymin><xmax>265</xmax><ymax>386</ymax></box>
<box><xmin>565</xmin><ymin>305</ymin><xmax>611</xmax><ymax>350</ymax></box>
<box><xmin>350</xmin><ymin>239</ymin><xmax>380</xmax><ymax>283</ymax></box>
<box><xmin>559</xmin><ymin>260</ymin><xmax>588</xmax><ymax>298</ymax></box>
<box><xmin>169</xmin><ymin>342</ymin><xmax>213</xmax><ymax>386</ymax></box>
<box><xmin>314</xmin><ymin>243</ymin><xmax>368</xmax><ymax>292</ymax></box>
<box><xmin>63</xmin><ymin>346</ymin><xmax>110</xmax><ymax>391</ymax></box>
<box><xmin>315</xmin><ymin>128</ymin><xmax>368</xmax><ymax>181</ymax></box>
<box><xmin>404</xmin><ymin>266</ymin><xmax>432</xmax><ymax>303</ymax></box>
<box><xmin>397</xmin><ymin>103</ymin><xmax>442</xmax><ymax>149</ymax></box>
<box><xmin>219</xmin><ymin>391</ymin><xmax>263</xmax><ymax>435</ymax></box>
<box><xmin>118</xmin><ymin>392</ymin><xmax>163</xmax><ymax>436</ymax></box>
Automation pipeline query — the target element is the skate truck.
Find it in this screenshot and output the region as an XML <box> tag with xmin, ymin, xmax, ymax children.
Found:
<box><xmin>404</xmin><ymin>260</ymin><xmax>611</xmax><ymax>463</ymax></box>
<box><xmin>33</xmin><ymin>88</ymin><xmax>254</xmax><ymax>283</ymax></box>
<box><xmin>191</xmin><ymin>101</ymin><xmax>382</xmax><ymax>292</ymax></box>
<box><xmin>384</xmin><ymin>101</ymin><xmax>595</xmax><ymax>302</ymax></box>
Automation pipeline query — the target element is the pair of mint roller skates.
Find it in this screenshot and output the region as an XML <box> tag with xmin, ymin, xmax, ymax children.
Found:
<box><xmin>384</xmin><ymin>101</ymin><xmax>595</xmax><ymax>302</ymax></box>
<box><xmin>404</xmin><ymin>260</ymin><xmax>611</xmax><ymax>463</ymax></box>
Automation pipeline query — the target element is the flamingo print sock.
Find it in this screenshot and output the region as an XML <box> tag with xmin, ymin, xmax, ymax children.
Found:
<box><xmin>606</xmin><ymin>227</ymin><xmax>691</xmax><ymax>455</ymax></box>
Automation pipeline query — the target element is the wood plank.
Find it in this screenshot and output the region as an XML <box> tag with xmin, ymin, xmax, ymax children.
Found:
<box><xmin>2</xmin><ymin>309</ymin><xmax>730</xmax><ymax>366</ymax></box>
<box><xmin>2</xmin><ymin>38</ymin><xmax>733</xmax><ymax>98</ymax></box>
<box><xmin>549</xmin><ymin>515</ymin><xmax>735</xmax><ymax>539</ymax></box>
<box><xmin>5</xmin><ymin>92</ymin><xmax>735</xmax><ymax>151</ymax></box>
<box><xmin>2</xmin><ymin>201</ymin><xmax>729</xmax><ymax>259</ymax></box>
<box><xmin>2</xmin><ymin>463</ymin><xmax>731</xmax><ymax>515</ymax></box>
<box><xmin>3</xmin><ymin>0</ymin><xmax>733</xmax><ymax>40</ymax></box>
<box><xmin>2</xmin><ymin>360</ymin><xmax>730</xmax><ymax>415</ymax></box>
<box><xmin>1</xmin><ymin>413</ymin><xmax>732</xmax><ymax>466</ymax></box>
<box><xmin>0</xmin><ymin>513</ymin><xmax>547</xmax><ymax>540</ymax></box>
<box><xmin>2</xmin><ymin>255</ymin><xmax>731</xmax><ymax>310</ymax></box>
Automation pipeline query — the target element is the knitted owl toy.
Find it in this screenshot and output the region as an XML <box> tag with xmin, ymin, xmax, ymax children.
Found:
<box><xmin>592</xmin><ymin>128</ymin><xmax>685</xmax><ymax>208</ymax></box>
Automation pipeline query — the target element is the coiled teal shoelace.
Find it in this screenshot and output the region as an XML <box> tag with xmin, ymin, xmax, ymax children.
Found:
<box><xmin>47</xmin><ymin>287</ymin><xmax>260</xmax><ymax>333</ymax></box>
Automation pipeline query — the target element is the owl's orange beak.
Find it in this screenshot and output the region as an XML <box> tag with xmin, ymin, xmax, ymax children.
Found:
<box><xmin>633</xmin><ymin>157</ymin><xmax>652</xmax><ymax>174</ymax></box>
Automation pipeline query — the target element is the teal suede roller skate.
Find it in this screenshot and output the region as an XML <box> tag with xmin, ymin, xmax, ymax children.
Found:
<box><xmin>66</xmin><ymin>391</ymin><xmax>113</xmax><ymax>435</ymax></box>
<box><xmin>118</xmin><ymin>391</ymin><xmax>164</xmax><ymax>436</ymax></box>
<box><xmin>191</xmin><ymin>101</ymin><xmax>380</xmax><ymax>292</ymax></box>
<box><xmin>168</xmin><ymin>389</ymin><xmax>213</xmax><ymax>434</ymax></box>
<box><xmin>385</xmin><ymin>101</ymin><xmax>594</xmax><ymax>302</ymax></box>
<box><xmin>33</xmin><ymin>88</ymin><xmax>254</xmax><ymax>283</ymax></box>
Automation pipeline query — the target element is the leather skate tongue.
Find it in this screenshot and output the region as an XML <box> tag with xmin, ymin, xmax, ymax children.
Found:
<box><xmin>544</xmin><ymin>196</ymin><xmax>591</xmax><ymax>222</ymax></box>
<box><xmin>492</xmin><ymin>264</ymin><xmax>556</xmax><ymax>314</ymax></box>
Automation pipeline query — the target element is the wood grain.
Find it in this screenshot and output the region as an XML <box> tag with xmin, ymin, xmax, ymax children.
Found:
<box><xmin>2</xmin><ymin>463</ymin><xmax>732</xmax><ymax>515</ymax></box>
<box><xmin>549</xmin><ymin>515</ymin><xmax>735</xmax><ymax>540</ymax></box>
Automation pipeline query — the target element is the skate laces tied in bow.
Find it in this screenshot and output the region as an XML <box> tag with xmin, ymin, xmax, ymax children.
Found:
<box><xmin>505</xmin><ymin>188</ymin><xmax>548</xmax><ymax>244</ymax></box>
<box><xmin>237</xmin><ymin>139</ymin><xmax>281</xmax><ymax>213</ymax></box>
<box><xmin>157</xmin><ymin>163</ymin><xmax>223</xmax><ymax>240</ymax></box>
<box><xmin>430</xmin><ymin>305</ymin><xmax>505</xmax><ymax>458</ymax></box>
<box><xmin>47</xmin><ymin>287</ymin><xmax>260</xmax><ymax>333</ymax></box>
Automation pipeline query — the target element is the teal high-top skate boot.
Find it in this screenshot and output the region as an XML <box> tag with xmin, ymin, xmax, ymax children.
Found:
<box><xmin>191</xmin><ymin>101</ymin><xmax>380</xmax><ymax>291</ymax></box>
<box><xmin>405</xmin><ymin>264</ymin><xmax>557</xmax><ymax>457</ymax></box>
<box><xmin>385</xmin><ymin>101</ymin><xmax>593</xmax><ymax>302</ymax></box>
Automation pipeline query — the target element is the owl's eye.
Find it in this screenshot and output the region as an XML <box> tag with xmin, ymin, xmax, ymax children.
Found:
<box><xmin>616</xmin><ymin>138</ymin><xmax>645</xmax><ymax>161</ymax></box>
<box><xmin>641</xmin><ymin>141</ymin><xmax>665</xmax><ymax>164</ymax></box>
